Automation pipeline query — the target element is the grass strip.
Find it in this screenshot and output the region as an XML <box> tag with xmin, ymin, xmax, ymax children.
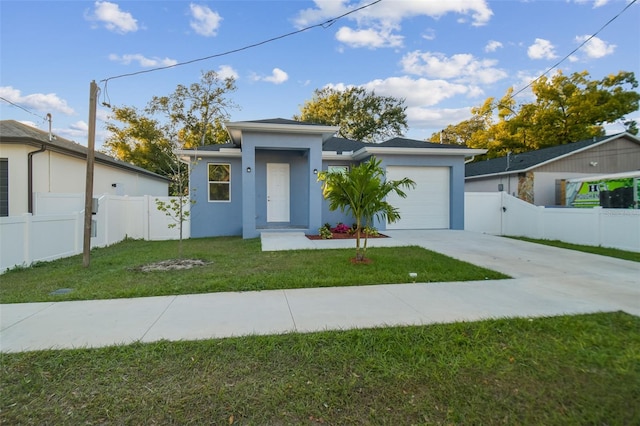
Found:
<box><xmin>508</xmin><ymin>236</ymin><xmax>640</xmax><ymax>262</ymax></box>
<box><xmin>0</xmin><ymin>237</ymin><xmax>507</xmax><ymax>303</ymax></box>
<box><xmin>1</xmin><ymin>312</ymin><xmax>638</xmax><ymax>424</ymax></box>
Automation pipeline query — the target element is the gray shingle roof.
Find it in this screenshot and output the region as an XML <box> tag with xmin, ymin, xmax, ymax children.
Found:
<box><xmin>465</xmin><ymin>133</ymin><xmax>628</xmax><ymax>178</ymax></box>
<box><xmin>0</xmin><ymin>120</ymin><xmax>169</xmax><ymax>181</ymax></box>
<box><xmin>322</xmin><ymin>136</ymin><xmax>365</xmax><ymax>153</ymax></box>
<box><xmin>192</xmin><ymin>142</ymin><xmax>239</xmax><ymax>151</ymax></box>
<box><xmin>246</xmin><ymin>118</ymin><xmax>330</xmax><ymax>127</ymax></box>
<box><xmin>381</xmin><ymin>137</ymin><xmax>470</xmax><ymax>149</ymax></box>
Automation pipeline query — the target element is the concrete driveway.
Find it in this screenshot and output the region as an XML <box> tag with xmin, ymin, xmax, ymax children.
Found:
<box><xmin>1</xmin><ymin>230</ymin><xmax>638</xmax><ymax>353</ymax></box>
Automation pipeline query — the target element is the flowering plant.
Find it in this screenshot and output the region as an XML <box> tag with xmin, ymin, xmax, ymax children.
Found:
<box><xmin>332</xmin><ymin>223</ymin><xmax>351</xmax><ymax>234</ymax></box>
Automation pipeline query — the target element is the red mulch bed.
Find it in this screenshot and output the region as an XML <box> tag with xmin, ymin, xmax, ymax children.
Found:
<box><xmin>306</xmin><ymin>232</ymin><xmax>388</xmax><ymax>240</ymax></box>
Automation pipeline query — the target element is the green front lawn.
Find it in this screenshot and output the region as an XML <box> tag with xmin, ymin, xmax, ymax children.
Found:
<box><xmin>2</xmin><ymin>312</ymin><xmax>638</xmax><ymax>424</ymax></box>
<box><xmin>0</xmin><ymin>237</ymin><xmax>508</xmax><ymax>303</ymax></box>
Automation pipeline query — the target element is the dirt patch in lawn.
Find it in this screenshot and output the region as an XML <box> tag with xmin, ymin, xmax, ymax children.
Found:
<box><xmin>133</xmin><ymin>259</ymin><xmax>210</xmax><ymax>272</ymax></box>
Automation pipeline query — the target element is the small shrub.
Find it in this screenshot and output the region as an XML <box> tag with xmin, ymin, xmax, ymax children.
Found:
<box><xmin>319</xmin><ymin>227</ymin><xmax>333</xmax><ymax>239</ymax></box>
<box><xmin>363</xmin><ymin>226</ymin><xmax>379</xmax><ymax>237</ymax></box>
<box><xmin>323</xmin><ymin>223</ymin><xmax>332</xmax><ymax>231</ymax></box>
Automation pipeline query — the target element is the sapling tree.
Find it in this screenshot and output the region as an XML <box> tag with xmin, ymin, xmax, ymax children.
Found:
<box><xmin>318</xmin><ymin>157</ymin><xmax>415</xmax><ymax>261</ymax></box>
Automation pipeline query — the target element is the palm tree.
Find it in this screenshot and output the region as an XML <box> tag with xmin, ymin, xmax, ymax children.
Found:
<box><xmin>318</xmin><ymin>157</ymin><xmax>415</xmax><ymax>261</ymax></box>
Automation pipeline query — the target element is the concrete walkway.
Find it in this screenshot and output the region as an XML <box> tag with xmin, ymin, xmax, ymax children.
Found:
<box><xmin>1</xmin><ymin>230</ymin><xmax>638</xmax><ymax>353</ymax></box>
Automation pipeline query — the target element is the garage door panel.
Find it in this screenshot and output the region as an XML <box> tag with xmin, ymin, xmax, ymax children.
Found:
<box><xmin>386</xmin><ymin>166</ymin><xmax>449</xmax><ymax>229</ymax></box>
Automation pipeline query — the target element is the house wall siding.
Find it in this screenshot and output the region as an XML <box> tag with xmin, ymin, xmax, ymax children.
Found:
<box><xmin>189</xmin><ymin>157</ymin><xmax>243</xmax><ymax>238</ymax></box>
<box><xmin>320</xmin><ymin>159</ymin><xmax>360</xmax><ymax>228</ymax></box>
<box><xmin>465</xmin><ymin>175</ymin><xmax>520</xmax><ymax>196</ymax></box>
<box><xmin>0</xmin><ymin>144</ymin><xmax>30</xmax><ymax>215</ymax></box>
<box><xmin>535</xmin><ymin>138</ymin><xmax>640</xmax><ymax>174</ymax></box>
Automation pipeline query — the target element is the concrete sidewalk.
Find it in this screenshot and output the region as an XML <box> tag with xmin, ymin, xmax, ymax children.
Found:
<box><xmin>1</xmin><ymin>231</ymin><xmax>638</xmax><ymax>353</ymax></box>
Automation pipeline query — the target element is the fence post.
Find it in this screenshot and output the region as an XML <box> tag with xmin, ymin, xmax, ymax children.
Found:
<box><xmin>22</xmin><ymin>213</ymin><xmax>32</xmax><ymax>267</ymax></box>
<box><xmin>144</xmin><ymin>195</ymin><xmax>151</xmax><ymax>241</ymax></box>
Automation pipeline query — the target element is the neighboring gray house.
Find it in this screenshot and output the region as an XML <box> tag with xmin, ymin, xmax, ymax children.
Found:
<box><xmin>177</xmin><ymin>118</ymin><xmax>485</xmax><ymax>239</ymax></box>
<box><xmin>465</xmin><ymin>132</ymin><xmax>640</xmax><ymax>206</ymax></box>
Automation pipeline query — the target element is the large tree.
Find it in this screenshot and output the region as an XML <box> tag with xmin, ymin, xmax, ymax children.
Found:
<box><xmin>147</xmin><ymin>70</ymin><xmax>237</xmax><ymax>148</ymax></box>
<box><xmin>318</xmin><ymin>157</ymin><xmax>415</xmax><ymax>261</ymax></box>
<box><xmin>294</xmin><ymin>86</ymin><xmax>408</xmax><ymax>143</ymax></box>
<box><xmin>103</xmin><ymin>70</ymin><xmax>238</xmax><ymax>193</ymax></box>
<box><xmin>430</xmin><ymin>70</ymin><xmax>640</xmax><ymax>158</ymax></box>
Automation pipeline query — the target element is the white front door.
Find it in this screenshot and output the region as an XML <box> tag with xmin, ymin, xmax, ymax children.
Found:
<box><xmin>267</xmin><ymin>163</ymin><xmax>290</xmax><ymax>222</ymax></box>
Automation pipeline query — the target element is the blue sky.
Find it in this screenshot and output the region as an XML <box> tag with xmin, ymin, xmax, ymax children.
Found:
<box><xmin>1</xmin><ymin>0</ymin><xmax>639</xmax><ymax>149</ymax></box>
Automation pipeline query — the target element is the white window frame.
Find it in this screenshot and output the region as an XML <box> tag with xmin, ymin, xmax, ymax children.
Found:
<box><xmin>328</xmin><ymin>165</ymin><xmax>349</xmax><ymax>174</ymax></box>
<box><xmin>208</xmin><ymin>163</ymin><xmax>231</xmax><ymax>202</ymax></box>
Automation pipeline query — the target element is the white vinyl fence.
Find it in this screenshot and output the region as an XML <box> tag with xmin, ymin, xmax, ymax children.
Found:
<box><xmin>0</xmin><ymin>194</ymin><xmax>190</xmax><ymax>273</ymax></box>
<box><xmin>465</xmin><ymin>192</ymin><xmax>640</xmax><ymax>252</ymax></box>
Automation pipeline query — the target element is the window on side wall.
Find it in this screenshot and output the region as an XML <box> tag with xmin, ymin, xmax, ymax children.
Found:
<box><xmin>208</xmin><ymin>163</ymin><xmax>231</xmax><ymax>202</ymax></box>
<box><xmin>328</xmin><ymin>165</ymin><xmax>349</xmax><ymax>174</ymax></box>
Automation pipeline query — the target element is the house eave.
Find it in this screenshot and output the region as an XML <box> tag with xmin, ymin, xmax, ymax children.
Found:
<box><xmin>353</xmin><ymin>146</ymin><xmax>487</xmax><ymax>161</ymax></box>
<box><xmin>175</xmin><ymin>148</ymin><xmax>242</xmax><ymax>160</ymax></box>
<box><xmin>322</xmin><ymin>151</ymin><xmax>355</xmax><ymax>161</ymax></box>
<box><xmin>225</xmin><ymin>121</ymin><xmax>339</xmax><ymax>144</ymax></box>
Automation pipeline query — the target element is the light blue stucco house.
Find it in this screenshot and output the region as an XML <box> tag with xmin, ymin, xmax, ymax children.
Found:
<box><xmin>177</xmin><ymin>119</ymin><xmax>485</xmax><ymax>239</ymax></box>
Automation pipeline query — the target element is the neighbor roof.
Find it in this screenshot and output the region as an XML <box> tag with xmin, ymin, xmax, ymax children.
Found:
<box><xmin>465</xmin><ymin>133</ymin><xmax>638</xmax><ymax>179</ymax></box>
<box><xmin>0</xmin><ymin>120</ymin><xmax>169</xmax><ymax>181</ymax></box>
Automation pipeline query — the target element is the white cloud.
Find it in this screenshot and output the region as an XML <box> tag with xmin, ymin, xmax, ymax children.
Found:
<box><xmin>0</xmin><ymin>86</ymin><xmax>74</xmax><ymax>115</ymax></box>
<box><xmin>422</xmin><ymin>28</ymin><xmax>436</xmax><ymax>41</ymax></box>
<box><xmin>485</xmin><ymin>40</ymin><xmax>503</xmax><ymax>52</ymax></box>
<box><xmin>216</xmin><ymin>65</ymin><xmax>239</xmax><ymax>80</ymax></box>
<box><xmin>108</xmin><ymin>53</ymin><xmax>178</xmax><ymax>67</ymax></box>
<box><xmin>528</xmin><ymin>38</ymin><xmax>557</xmax><ymax>60</ymax></box>
<box><xmin>406</xmin><ymin>106</ymin><xmax>473</xmax><ymax>131</ymax></box>
<box><xmin>361</xmin><ymin>76</ymin><xmax>470</xmax><ymax>107</ymax></box>
<box><xmin>189</xmin><ymin>3</ymin><xmax>222</xmax><ymax>37</ymax></box>
<box><xmin>335</xmin><ymin>26</ymin><xmax>403</xmax><ymax>48</ymax></box>
<box><xmin>294</xmin><ymin>0</ymin><xmax>493</xmax><ymax>28</ymax></box>
<box><xmin>575</xmin><ymin>35</ymin><xmax>616</xmax><ymax>58</ymax></box>
<box><xmin>401</xmin><ymin>51</ymin><xmax>507</xmax><ymax>84</ymax></box>
<box><xmin>88</xmin><ymin>1</ymin><xmax>138</xmax><ymax>34</ymax></box>
<box><xmin>293</xmin><ymin>1</ymin><xmax>492</xmax><ymax>51</ymax></box>
<box><xmin>574</xmin><ymin>0</ymin><xmax>610</xmax><ymax>7</ymax></box>
<box><xmin>253</xmin><ymin>68</ymin><xmax>289</xmax><ymax>84</ymax></box>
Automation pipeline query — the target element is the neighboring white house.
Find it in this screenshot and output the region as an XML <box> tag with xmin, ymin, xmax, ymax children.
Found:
<box><xmin>465</xmin><ymin>132</ymin><xmax>640</xmax><ymax>206</ymax></box>
<box><xmin>0</xmin><ymin>120</ymin><xmax>169</xmax><ymax>216</ymax></box>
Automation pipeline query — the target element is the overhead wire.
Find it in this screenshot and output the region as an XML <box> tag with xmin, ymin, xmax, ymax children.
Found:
<box><xmin>0</xmin><ymin>96</ymin><xmax>48</xmax><ymax>122</ymax></box>
<box><xmin>100</xmin><ymin>0</ymin><xmax>382</xmax><ymax>88</ymax></box>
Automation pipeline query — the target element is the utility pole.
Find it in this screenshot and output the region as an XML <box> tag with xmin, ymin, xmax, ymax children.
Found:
<box><xmin>83</xmin><ymin>81</ymin><xmax>98</xmax><ymax>267</ymax></box>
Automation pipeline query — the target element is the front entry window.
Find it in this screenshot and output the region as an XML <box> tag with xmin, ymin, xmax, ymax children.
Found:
<box><xmin>208</xmin><ymin>163</ymin><xmax>230</xmax><ymax>202</ymax></box>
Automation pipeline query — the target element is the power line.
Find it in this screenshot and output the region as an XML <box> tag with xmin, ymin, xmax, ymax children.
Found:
<box><xmin>100</xmin><ymin>0</ymin><xmax>382</xmax><ymax>87</ymax></box>
<box><xmin>510</xmin><ymin>0</ymin><xmax>638</xmax><ymax>100</ymax></box>
<box><xmin>0</xmin><ymin>96</ymin><xmax>47</xmax><ymax>121</ymax></box>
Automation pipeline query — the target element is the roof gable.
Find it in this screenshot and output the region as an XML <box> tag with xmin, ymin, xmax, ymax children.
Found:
<box><xmin>465</xmin><ymin>133</ymin><xmax>638</xmax><ymax>178</ymax></box>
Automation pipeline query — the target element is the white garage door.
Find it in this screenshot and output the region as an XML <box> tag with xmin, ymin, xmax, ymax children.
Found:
<box><xmin>385</xmin><ymin>166</ymin><xmax>450</xmax><ymax>229</ymax></box>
